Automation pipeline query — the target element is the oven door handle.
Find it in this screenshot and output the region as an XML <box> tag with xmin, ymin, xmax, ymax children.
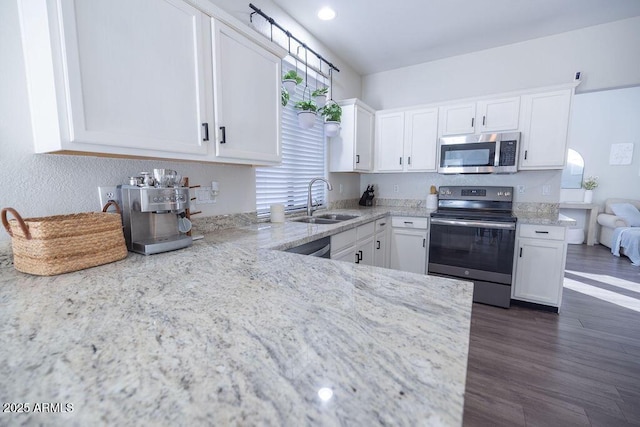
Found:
<box><xmin>430</xmin><ymin>218</ymin><xmax>516</xmax><ymax>230</ymax></box>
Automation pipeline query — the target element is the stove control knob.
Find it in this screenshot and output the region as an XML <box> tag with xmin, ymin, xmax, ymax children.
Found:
<box><xmin>497</xmin><ymin>191</ymin><xmax>503</xmax><ymax>196</ymax></box>
<box><xmin>505</xmin><ymin>191</ymin><xmax>511</xmax><ymax>196</ymax></box>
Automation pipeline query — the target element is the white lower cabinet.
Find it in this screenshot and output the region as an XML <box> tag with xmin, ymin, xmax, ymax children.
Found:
<box><xmin>374</xmin><ymin>218</ymin><xmax>389</xmax><ymax>268</ymax></box>
<box><xmin>512</xmin><ymin>224</ymin><xmax>567</xmax><ymax>309</ymax></box>
<box><xmin>390</xmin><ymin>217</ymin><xmax>429</xmax><ymax>274</ymax></box>
<box><xmin>330</xmin><ymin>220</ymin><xmax>380</xmax><ymax>266</ymax></box>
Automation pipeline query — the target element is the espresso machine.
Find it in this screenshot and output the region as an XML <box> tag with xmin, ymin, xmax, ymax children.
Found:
<box><xmin>118</xmin><ymin>169</ymin><xmax>192</xmax><ymax>255</ymax></box>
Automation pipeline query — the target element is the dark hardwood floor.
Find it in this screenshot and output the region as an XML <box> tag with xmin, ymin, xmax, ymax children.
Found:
<box><xmin>463</xmin><ymin>244</ymin><xmax>640</xmax><ymax>426</ymax></box>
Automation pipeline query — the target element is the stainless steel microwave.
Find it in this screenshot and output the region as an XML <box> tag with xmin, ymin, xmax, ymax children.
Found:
<box><xmin>437</xmin><ymin>132</ymin><xmax>520</xmax><ymax>174</ymax></box>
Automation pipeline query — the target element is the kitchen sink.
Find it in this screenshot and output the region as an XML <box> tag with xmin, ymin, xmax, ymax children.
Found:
<box><xmin>292</xmin><ymin>217</ymin><xmax>341</xmax><ymax>224</ymax></box>
<box><xmin>315</xmin><ymin>214</ymin><xmax>359</xmax><ymax>221</ymax></box>
<box><xmin>292</xmin><ymin>213</ymin><xmax>359</xmax><ymax>224</ymax></box>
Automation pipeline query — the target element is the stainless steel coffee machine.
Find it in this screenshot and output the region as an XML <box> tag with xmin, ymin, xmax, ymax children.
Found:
<box><xmin>118</xmin><ymin>170</ymin><xmax>192</xmax><ymax>255</ymax></box>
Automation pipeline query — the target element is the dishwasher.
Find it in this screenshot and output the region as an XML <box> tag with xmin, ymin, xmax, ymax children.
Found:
<box><xmin>284</xmin><ymin>236</ymin><xmax>331</xmax><ymax>258</ymax></box>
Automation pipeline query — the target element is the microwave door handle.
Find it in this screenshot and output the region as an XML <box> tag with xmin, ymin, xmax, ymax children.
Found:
<box><xmin>431</xmin><ymin>218</ymin><xmax>516</xmax><ymax>230</ymax></box>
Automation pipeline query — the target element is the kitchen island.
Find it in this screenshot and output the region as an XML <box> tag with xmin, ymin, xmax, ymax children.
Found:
<box><xmin>0</xmin><ymin>213</ymin><xmax>473</xmax><ymax>426</ymax></box>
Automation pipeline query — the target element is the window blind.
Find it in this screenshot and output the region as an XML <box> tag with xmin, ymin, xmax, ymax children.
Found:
<box><xmin>255</xmin><ymin>62</ymin><xmax>327</xmax><ymax>217</ymax></box>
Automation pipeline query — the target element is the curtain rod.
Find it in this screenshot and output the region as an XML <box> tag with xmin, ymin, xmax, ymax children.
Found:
<box><xmin>248</xmin><ymin>3</ymin><xmax>340</xmax><ymax>74</ymax></box>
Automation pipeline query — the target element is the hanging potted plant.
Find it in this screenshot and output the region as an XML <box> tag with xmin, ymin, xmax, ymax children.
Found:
<box><xmin>282</xmin><ymin>70</ymin><xmax>303</xmax><ymax>94</ymax></box>
<box><xmin>311</xmin><ymin>86</ymin><xmax>328</xmax><ymax>108</ymax></box>
<box><xmin>294</xmin><ymin>100</ymin><xmax>318</xmax><ymax>129</ymax></box>
<box><xmin>320</xmin><ymin>101</ymin><xmax>342</xmax><ymax>137</ymax></box>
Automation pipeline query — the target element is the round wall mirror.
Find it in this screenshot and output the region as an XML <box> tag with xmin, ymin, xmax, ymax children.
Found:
<box><xmin>561</xmin><ymin>149</ymin><xmax>584</xmax><ymax>189</ymax></box>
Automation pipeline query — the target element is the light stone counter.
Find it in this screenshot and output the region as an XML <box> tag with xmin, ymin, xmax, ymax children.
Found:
<box><xmin>0</xmin><ymin>207</ymin><xmax>472</xmax><ymax>426</ymax></box>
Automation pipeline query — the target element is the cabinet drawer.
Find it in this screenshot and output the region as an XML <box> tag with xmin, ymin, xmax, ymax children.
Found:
<box><xmin>518</xmin><ymin>224</ymin><xmax>565</xmax><ymax>241</ymax></box>
<box><xmin>375</xmin><ymin>218</ymin><xmax>389</xmax><ymax>232</ymax></box>
<box><xmin>331</xmin><ymin>228</ymin><xmax>357</xmax><ymax>252</ymax></box>
<box><xmin>357</xmin><ymin>221</ymin><xmax>375</xmax><ymax>239</ymax></box>
<box><xmin>391</xmin><ymin>217</ymin><xmax>429</xmax><ymax>230</ymax></box>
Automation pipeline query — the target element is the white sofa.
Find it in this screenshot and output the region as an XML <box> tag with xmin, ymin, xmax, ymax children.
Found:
<box><xmin>597</xmin><ymin>198</ymin><xmax>640</xmax><ymax>248</ymax></box>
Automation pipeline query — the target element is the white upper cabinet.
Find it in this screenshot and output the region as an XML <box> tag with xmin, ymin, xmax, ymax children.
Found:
<box><xmin>476</xmin><ymin>97</ymin><xmax>520</xmax><ymax>133</ymax></box>
<box><xmin>375</xmin><ymin>107</ymin><xmax>438</xmax><ymax>172</ymax></box>
<box><xmin>518</xmin><ymin>89</ymin><xmax>572</xmax><ymax>170</ymax></box>
<box><xmin>212</xmin><ymin>20</ymin><xmax>281</xmax><ymax>165</ymax></box>
<box><xmin>438</xmin><ymin>103</ymin><xmax>476</xmax><ymax>136</ymax></box>
<box><xmin>18</xmin><ymin>0</ymin><xmax>284</xmax><ymax>163</ymax></box>
<box><xmin>404</xmin><ymin>108</ymin><xmax>439</xmax><ymax>171</ymax></box>
<box><xmin>329</xmin><ymin>99</ymin><xmax>375</xmax><ymax>172</ymax></box>
<box><xmin>439</xmin><ymin>97</ymin><xmax>520</xmax><ymax>136</ymax></box>
<box><xmin>375</xmin><ymin>112</ymin><xmax>404</xmax><ymax>172</ymax></box>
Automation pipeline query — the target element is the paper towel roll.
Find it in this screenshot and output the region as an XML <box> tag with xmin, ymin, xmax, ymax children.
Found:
<box><xmin>270</xmin><ymin>204</ymin><xmax>285</xmax><ymax>223</ymax></box>
<box><xmin>426</xmin><ymin>194</ymin><xmax>438</xmax><ymax>210</ymax></box>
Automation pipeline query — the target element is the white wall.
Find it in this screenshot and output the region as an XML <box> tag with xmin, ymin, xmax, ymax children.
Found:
<box><xmin>361</xmin><ymin>170</ymin><xmax>561</xmax><ymax>204</ymax></box>
<box><xmin>362</xmin><ymin>16</ymin><xmax>640</xmax><ymax>110</ymax></box>
<box><xmin>359</xmin><ymin>17</ymin><xmax>640</xmax><ymax>205</ymax></box>
<box><xmin>565</xmin><ymin>86</ymin><xmax>640</xmax><ymax>206</ymax></box>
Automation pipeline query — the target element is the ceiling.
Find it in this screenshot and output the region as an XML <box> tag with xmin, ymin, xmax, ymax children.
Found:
<box><xmin>270</xmin><ymin>0</ymin><xmax>640</xmax><ymax>75</ymax></box>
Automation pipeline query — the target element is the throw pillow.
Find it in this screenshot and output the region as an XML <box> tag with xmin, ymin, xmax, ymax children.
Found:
<box><xmin>610</xmin><ymin>203</ymin><xmax>640</xmax><ymax>227</ymax></box>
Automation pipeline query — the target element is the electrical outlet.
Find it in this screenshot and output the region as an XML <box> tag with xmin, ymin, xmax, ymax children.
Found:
<box><xmin>98</xmin><ymin>186</ymin><xmax>117</xmax><ymax>208</ymax></box>
<box><xmin>393</xmin><ymin>184</ymin><xmax>399</xmax><ymax>193</ymax></box>
<box><xmin>517</xmin><ymin>185</ymin><xmax>525</xmax><ymax>194</ymax></box>
<box><xmin>542</xmin><ymin>184</ymin><xmax>551</xmax><ymax>196</ymax></box>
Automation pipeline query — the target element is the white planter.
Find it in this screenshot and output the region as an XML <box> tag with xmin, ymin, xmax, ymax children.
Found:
<box><xmin>297</xmin><ymin>111</ymin><xmax>317</xmax><ymax>129</ymax></box>
<box><xmin>583</xmin><ymin>189</ymin><xmax>593</xmax><ymax>203</ymax></box>
<box><xmin>324</xmin><ymin>121</ymin><xmax>340</xmax><ymax>137</ymax></box>
<box><xmin>314</xmin><ymin>94</ymin><xmax>327</xmax><ymax>108</ymax></box>
<box><xmin>282</xmin><ymin>79</ymin><xmax>297</xmax><ymax>94</ymax></box>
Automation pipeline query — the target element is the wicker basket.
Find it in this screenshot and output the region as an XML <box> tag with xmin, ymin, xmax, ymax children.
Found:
<box><xmin>1</xmin><ymin>202</ymin><xmax>128</xmax><ymax>276</ymax></box>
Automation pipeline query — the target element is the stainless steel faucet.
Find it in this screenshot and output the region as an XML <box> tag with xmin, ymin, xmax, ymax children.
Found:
<box><xmin>307</xmin><ymin>177</ymin><xmax>333</xmax><ymax>216</ymax></box>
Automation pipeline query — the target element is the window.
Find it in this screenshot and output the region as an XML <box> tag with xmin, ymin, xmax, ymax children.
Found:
<box><xmin>255</xmin><ymin>61</ymin><xmax>327</xmax><ymax>217</ymax></box>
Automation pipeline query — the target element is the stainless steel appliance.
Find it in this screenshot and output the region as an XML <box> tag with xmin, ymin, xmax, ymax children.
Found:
<box><xmin>428</xmin><ymin>186</ymin><xmax>516</xmax><ymax>308</ymax></box>
<box><xmin>118</xmin><ymin>171</ymin><xmax>192</xmax><ymax>255</ymax></box>
<box><xmin>438</xmin><ymin>132</ymin><xmax>520</xmax><ymax>174</ymax></box>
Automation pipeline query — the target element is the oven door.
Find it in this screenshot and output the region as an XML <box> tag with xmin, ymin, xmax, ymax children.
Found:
<box><xmin>428</xmin><ymin>218</ymin><xmax>516</xmax><ymax>284</ymax></box>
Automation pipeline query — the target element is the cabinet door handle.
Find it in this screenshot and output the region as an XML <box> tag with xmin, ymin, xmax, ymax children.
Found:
<box><xmin>519</xmin><ymin>247</ymin><xmax>523</xmax><ymax>257</ymax></box>
<box><xmin>471</xmin><ymin>117</ymin><xmax>474</xmax><ymax>127</ymax></box>
<box><xmin>358</xmin><ymin>250</ymin><xmax>363</xmax><ymax>261</ymax></box>
<box><xmin>408</xmin><ymin>156</ymin><xmax>411</xmax><ymax>165</ymax></box>
<box><xmin>202</xmin><ymin>123</ymin><xmax>209</xmax><ymax>141</ymax></box>
<box><xmin>356</xmin><ymin>154</ymin><xmax>360</xmax><ymax>164</ymax></box>
<box><xmin>379</xmin><ymin>222</ymin><xmax>386</xmax><ymax>226</ymax></box>
<box><xmin>220</xmin><ymin>126</ymin><xmax>226</xmax><ymax>144</ymax></box>
<box><xmin>482</xmin><ymin>115</ymin><xmax>486</xmax><ymax>126</ymax></box>
<box><xmin>535</xmin><ymin>231</ymin><xmax>549</xmax><ymax>234</ymax></box>
<box><xmin>399</xmin><ymin>157</ymin><xmax>403</xmax><ymax>165</ymax></box>
<box><xmin>355</xmin><ymin>252</ymin><xmax>360</xmax><ymax>264</ymax></box>
<box><xmin>376</xmin><ymin>240</ymin><xmax>381</xmax><ymax>250</ymax></box>
<box><xmin>423</xmin><ymin>238</ymin><xmax>426</xmax><ymax>248</ymax></box>
<box><xmin>404</xmin><ymin>221</ymin><xmax>413</xmax><ymax>225</ymax></box>
<box><xmin>524</xmin><ymin>150</ymin><xmax>528</xmax><ymax>160</ymax></box>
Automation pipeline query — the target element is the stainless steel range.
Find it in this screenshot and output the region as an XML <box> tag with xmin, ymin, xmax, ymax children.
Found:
<box><xmin>428</xmin><ymin>186</ymin><xmax>517</xmax><ymax>308</ymax></box>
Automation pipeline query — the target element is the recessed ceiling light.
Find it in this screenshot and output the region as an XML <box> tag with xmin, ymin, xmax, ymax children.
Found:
<box><xmin>317</xmin><ymin>7</ymin><xmax>336</xmax><ymax>21</ymax></box>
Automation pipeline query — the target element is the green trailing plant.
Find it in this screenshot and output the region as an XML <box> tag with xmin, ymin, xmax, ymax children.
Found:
<box><xmin>294</xmin><ymin>100</ymin><xmax>318</xmax><ymax>112</ymax></box>
<box><xmin>281</xmin><ymin>88</ymin><xmax>290</xmax><ymax>107</ymax></box>
<box><xmin>582</xmin><ymin>176</ymin><xmax>599</xmax><ymax>190</ymax></box>
<box><xmin>311</xmin><ymin>87</ymin><xmax>328</xmax><ymax>97</ymax></box>
<box><xmin>283</xmin><ymin>70</ymin><xmax>303</xmax><ymax>85</ymax></box>
<box><xmin>320</xmin><ymin>102</ymin><xmax>342</xmax><ymax>122</ymax></box>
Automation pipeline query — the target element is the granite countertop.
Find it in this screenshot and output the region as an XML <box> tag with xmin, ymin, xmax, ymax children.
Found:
<box><xmin>0</xmin><ymin>207</ymin><xmax>473</xmax><ymax>426</ymax></box>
